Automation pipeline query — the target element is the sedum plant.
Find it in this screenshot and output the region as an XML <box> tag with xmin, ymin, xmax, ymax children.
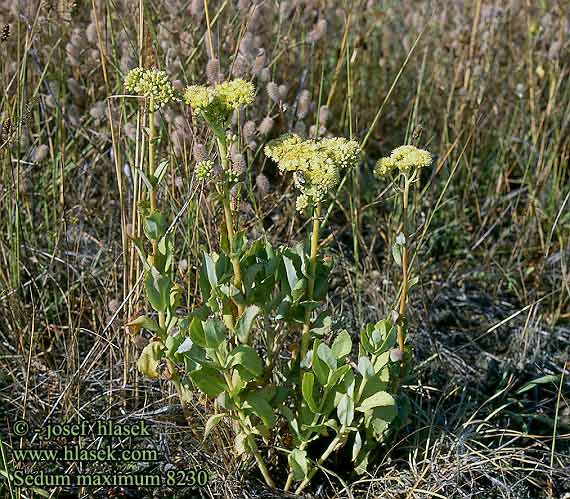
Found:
<box><xmin>123</xmin><ymin>66</ymin><xmax>431</xmax><ymax>493</ymax></box>
<box><xmin>374</xmin><ymin>145</ymin><xmax>433</xmax><ymax>361</ymax></box>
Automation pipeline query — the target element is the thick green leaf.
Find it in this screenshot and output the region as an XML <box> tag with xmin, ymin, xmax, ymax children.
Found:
<box><xmin>190</xmin><ymin>367</ymin><xmax>226</xmax><ymax>397</ymax></box>
<box><xmin>302</xmin><ymin>372</ymin><xmax>319</xmax><ymax>413</ymax></box>
<box><xmin>371</xmin><ymin>418</ymin><xmax>388</xmax><ymax>440</ymax></box>
<box><xmin>227</xmin><ymin>345</ymin><xmax>263</xmax><ymax>377</ymax></box>
<box><xmin>230</xmin><ymin>368</ymin><xmax>246</xmax><ymax>396</ymax></box>
<box><xmin>189</xmin><ymin>317</ymin><xmax>206</xmax><ymax>347</ymax></box>
<box><xmin>357</xmin><ymin>356</ymin><xmax>374</xmax><ymax>378</ymax></box>
<box><xmin>313</xmin><ymin>257</ymin><xmax>332</xmax><ymax>301</ymax></box>
<box><xmin>203</xmin><ymin>318</ymin><xmax>226</xmax><ymax>348</ymax></box>
<box><xmin>311</xmin><ymin>341</ymin><xmax>329</xmax><ymax>386</ymax></box>
<box><xmin>327</xmin><ymin>364</ymin><xmax>351</xmax><ymax>389</ymax></box>
<box><xmin>337</xmin><ymin>393</ymin><xmax>354</xmax><ymax>426</ymax></box>
<box><xmin>154</xmin><ymin>159</ymin><xmax>169</xmax><ymax>185</ymax></box>
<box><xmin>291</xmin><ymin>278</ymin><xmax>307</xmax><ymax>302</ymax></box>
<box><xmin>343</xmin><ymin>370</ymin><xmax>356</xmax><ymax>398</ymax></box>
<box><xmin>143</xmin><ymin>211</ymin><xmax>167</xmax><ymax>241</ymax></box>
<box><xmin>203</xmin><ymin>413</ymin><xmax>226</xmax><ymax>440</ymax></box>
<box><xmin>165</xmin><ymin>333</ymin><xmax>184</xmax><ymax>358</ymax></box>
<box><xmin>232</xmin><ymin>231</ymin><xmax>247</xmax><ymax>257</ymax></box>
<box><xmin>235</xmin><ymin>305</ymin><xmax>261</xmax><ymax>343</ymax></box>
<box><xmin>360</xmin><ymin>373</ymin><xmax>389</xmax><ymax>402</ymax></box>
<box><xmin>358</xmin><ymin>391</ymin><xmax>395</xmax><ymax>412</ymax></box>
<box><xmin>331</xmin><ymin>330</ymin><xmax>352</xmax><ymax>358</ymax></box>
<box><xmin>310</xmin><ymin>314</ymin><xmax>332</xmax><ymax>337</ymax></box>
<box><xmin>135</xmin><ymin>167</ymin><xmax>153</xmax><ymax>191</ymax></box>
<box><xmin>317</xmin><ymin>343</ymin><xmax>337</xmax><ymax>371</ymax></box>
<box><xmin>288</xmin><ymin>449</ymin><xmax>309</xmax><ymax>481</ymax></box>
<box><xmin>354</xmin><ymin>444</ymin><xmax>372</xmax><ymax>475</ymax></box>
<box><xmin>283</xmin><ymin>255</ymin><xmax>300</xmax><ymax>290</ymax></box>
<box><xmin>144</xmin><ymin>268</ymin><xmax>171</xmax><ymax>313</ymax></box>
<box><xmin>374</xmin><ymin>323</ymin><xmax>397</xmax><ymax>355</ymax></box>
<box><xmin>245</xmin><ymin>393</ymin><xmax>276</xmax><ymax>428</ymax></box>
<box><xmin>202</xmin><ymin>252</ymin><xmax>218</xmax><ymax>288</ymax></box>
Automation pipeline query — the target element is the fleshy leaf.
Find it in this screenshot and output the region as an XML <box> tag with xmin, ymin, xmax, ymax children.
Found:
<box><xmin>331</xmin><ymin>330</ymin><xmax>352</xmax><ymax>358</ymax></box>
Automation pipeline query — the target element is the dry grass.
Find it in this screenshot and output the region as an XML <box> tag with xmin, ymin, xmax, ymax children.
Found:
<box><xmin>0</xmin><ymin>0</ymin><xmax>569</xmax><ymax>498</ymax></box>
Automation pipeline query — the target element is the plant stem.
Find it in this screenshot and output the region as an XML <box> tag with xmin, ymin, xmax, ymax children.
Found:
<box><xmin>283</xmin><ymin>406</ymin><xmax>324</xmax><ymax>491</ymax></box>
<box><xmin>397</xmin><ymin>175</ymin><xmax>410</xmax><ymax>354</ymax></box>
<box><xmin>294</xmin><ymin>427</ymin><xmax>346</xmax><ymax>494</ymax></box>
<box><xmin>148</xmin><ymin>97</ymin><xmax>185</xmax><ymax>411</ymax></box>
<box><xmin>148</xmin><ymin>98</ymin><xmax>167</xmax><ymax>330</ymax></box>
<box><xmin>245</xmin><ymin>429</ymin><xmax>276</xmax><ymax>489</ymax></box>
<box><xmin>300</xmin><ymin>201</ymin><xmax>321</xmax><ymax>362</ymax></box>
<box><xmin>216</xmin><ymin>354</ymin><xmax>276</xmax><ymax>489</ymax></box>
<box><xmin>216</xmin><ymin>136</ymin><xmax>245</xmax><ymax>318</ymax></box>
<box><xmin>148</xmin><ymin>98</ymin><xmax>160</xmax><ymax>264</ymax></box>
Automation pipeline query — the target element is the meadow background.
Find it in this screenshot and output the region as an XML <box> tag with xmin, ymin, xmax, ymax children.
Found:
<box><xmin>0</xmin><ymin>0</ymin><xmax>569</xmax><ymax>497</ymax></box>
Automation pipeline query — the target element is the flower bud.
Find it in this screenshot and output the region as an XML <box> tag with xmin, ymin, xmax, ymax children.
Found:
<box><xmin>390</xmin><ymin>348</ymin><xmax>404</xmax><ymax>363</ymax></box>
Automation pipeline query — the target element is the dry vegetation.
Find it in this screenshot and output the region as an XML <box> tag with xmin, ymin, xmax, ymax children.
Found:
<box><xmin>1</xmin><ymin>0</ymin><xmax>569</xmax><ymax>498</ymax></box>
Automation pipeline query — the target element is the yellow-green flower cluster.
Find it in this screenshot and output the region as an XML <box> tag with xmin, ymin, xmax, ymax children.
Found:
<box><xmin>264</xmin><ymin>133</ymin><xmax>361</xmax><ymax>210</ymax></box>
<box><xmin>183</xmin><ymin>79</ymin><xmax>255</xmax><ymax>128</ymax></box>
<box><xmin>215</xmin><ymin>80</ymin><xmax>255</xmax><ymax>109</ymax></box>
<box><xmin>374</xmin><ymin>145</ymin><xmax>432</xmax><ymax>177</ymax></box>
<box><xmin>124</xmin><ymin>68</ymin><xmax>176</xmax><ymax>110</ymax></box>
<box><xmin>183</xmin><ymin>85</ymin><xmax>211</xmax><ymax>110</ymax></box>
<box><xmin>196</xmin><ymin>159</ymin><xmax>214</xmax><ymax>180</ymax></box>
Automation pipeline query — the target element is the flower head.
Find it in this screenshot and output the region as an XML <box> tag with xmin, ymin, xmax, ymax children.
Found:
<box><xmin>183</xmin><ymin>85</ymin><xmax>213</xmax><ymax>110</ymax></box>
<box><xmin>265</xmin><ymin>133</ymin><xmax>361</xmax><ymax>211</ymax></box>
<box><xmin>183</xmin><ymin>79</ymin><xmax>255</xmax><ymax>130</ymax></box>
<box><xmin>215</xmin><ymin>79</ymin><xmax>255</xmax><ymax>109</ymax></box>
<box><xmin>374</xmin><ymin>145</ymin><xmax>432</xmax><ymax>177</ymax></box>
<box><xmin>196</xmin><ymin>159</ymin><xmax>214</xmax><ymax>180</ymax></box>
<box><xmin>124</xmin><ymin>68</ymin><xmax>176</xmax><ymax>110</ymax></box>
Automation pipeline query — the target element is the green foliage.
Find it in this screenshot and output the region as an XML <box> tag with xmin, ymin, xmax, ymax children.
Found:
<box><xmin>126</xmin><ymin>77</ymin><xmax>416</xmax><ymax>492</ymax></box>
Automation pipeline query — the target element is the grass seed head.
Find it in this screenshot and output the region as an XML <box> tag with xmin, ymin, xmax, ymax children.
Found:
<box><xmin>297</xmin><ymin>89</ymin><xmax>310</xmax><ymax>119</ymax></box>
<box><xmin>243</xmin><ymin>120</ymin><xmax>256</xmax><ymax>141</ymax></box>
<box><xmin>267</xmin><ymin>81</ymin><xmax>280</xmax><ymax>103</ymax></box>
<box><xmin>309</xmin><ymin>18</ymin><xmax>328</xmax><ymax>42</ymax></box>
<box><xmin>206</xmin><ymin>58</ymin><xmax>221</xmax><ymax>84</ymax></box>
<box><xmin>232</xmin><ymin>154</ymin><xmax>246</xmax><ymax>174</ymax></box>
<box><xmin>232</xmin><ymin>54</ymin><xmax>250</xmax><ymax>78</ymax></box>
<box><xmin>258</xmin><ymin>116</ymin><xmax>274</xmax><ymax>135</ymax></box>
<box><xmin>32</xmin><ymin>144</ymin><xmax>49</xmax><ymax>163</ymax></box>
<box><xmin>260</xmin><ymin>67</ymin><xmax>271</xmax><ymax>82</ymax></box>
<box><xmin>193</xmin><ymin>142</ymin><xmax>207</xmax><ymax>163</ymax></box>
<box><xmin>255</xmin><ymin>173</ymin><xmax>270</xmax><ymax>194</ymax></box>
